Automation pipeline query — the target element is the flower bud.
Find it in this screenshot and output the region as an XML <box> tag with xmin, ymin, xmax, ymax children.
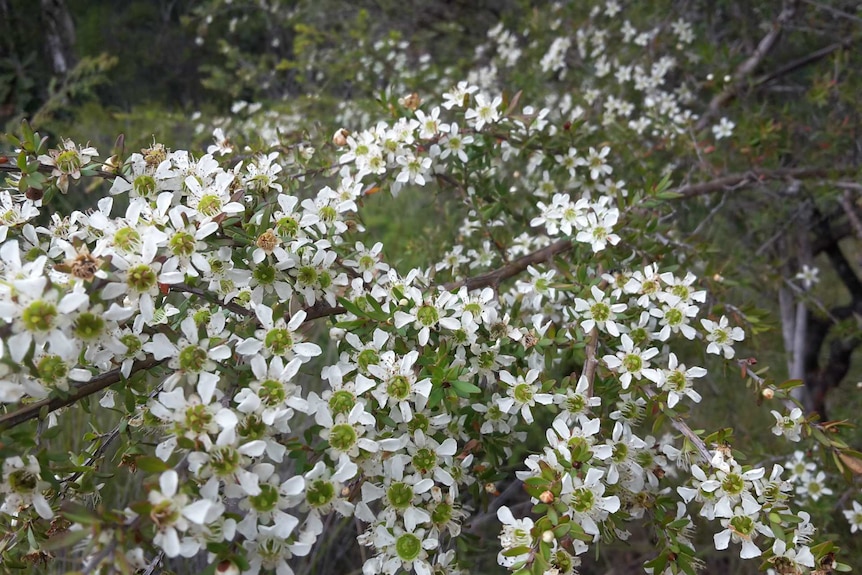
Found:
<box><xmin>761</xmin><ymin>387</ymin><xmax>774</xmax><ymax>400</ymax></box>
<box><xmin>539</xmin><ymin>490</ymin><xmax>554</xmax><ymax>504</ymax></box>
<box><xmin>541</xmin><ymin>530</ymin><xmax>555</xmax><ymax>543</ymax></box>
<box><xmin>216</xmin><ymin>560</ymin><xmax>240</xmax><ymax>575</ymax></box>
<box><xmin>332</xmin><ymin>128</ymin><xmax>349</xmax><ymax>147</ymax></box>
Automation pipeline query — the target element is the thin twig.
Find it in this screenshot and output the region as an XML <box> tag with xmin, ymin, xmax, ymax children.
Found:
<box><xmin>671</xmin><ymin>166</ymin><xmax>856</xmax><ymax>199</ymax></box>
<box><xmin>0</xmin><ymin>357</ymin><xmax>165</xmax><ymax>431</ymax></box>
<box><xmin>643</xmin><ymin>387</ymin><xmax>712</xmax><ymax>464</ymax></box>
<box><xmin>444</xmin><ymin>238</ymin><xmax>572</xmax><ymax>292</ymax></box>
<box><xmin>696</xmin><ymin>0</ymin><xmax>799</xmax><ymax>131</ymax></box>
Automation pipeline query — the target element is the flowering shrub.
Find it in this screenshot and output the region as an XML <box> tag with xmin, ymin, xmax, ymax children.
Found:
<box><xmin>1</xmin><ymin>2</ymin><xmax>861</xmax><ymax>575</ymax></box>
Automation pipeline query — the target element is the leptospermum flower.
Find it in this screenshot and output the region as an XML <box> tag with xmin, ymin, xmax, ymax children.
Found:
<box><xmin>0</xmin><ymin>455</ymin><xmax>53</xmax><ymax>519</ymax></box>
<box><xmin>235</xmin><ymin>304</ymin><xmax>321</xmax><ymax>361</ymax></box>
<box><xmin>497</xmin><ymin>368</ymin><xmax>553</xmax><ymax>425</ymax></box>
<box><xmin>701</xmin><ymin>315</ymin><xmax>745</xmax><ymax>359</ymax></box>
<box><xmin>713</xmin><ymin>505</ymin><xmax>772</xmax><ymax>559</ymax></box>
<box><xmin>368</xmin><ymin>350</ymin><xmax>432</xmax><ymax>422</ymax></box>
<box><xmin>603</xmin><ymin>334</ymin><xmax>660</xmax><ymax>389</ymax></box>
<box><xmin>560</xmin><ymin>467</ymin><xmax>620</xmax><ymax>541</ymax></box>
<box><xmin>572</xmin><ymin>284</ymin><xmax>626</xmax><ymax>336</ymax></box>
<box><xmin>497</xmin><ymin>505</ymin><xmax>534</xmax><ymax>568</ymax></box>
<box><xmin>770</xmin><ymin>407</ymin><xmax>804</xmax><ymax>442</ymax></box>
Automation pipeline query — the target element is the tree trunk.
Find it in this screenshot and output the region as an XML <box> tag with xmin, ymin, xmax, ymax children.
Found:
<box><xmin>40</xmin><ymin>0</ymin><xmax>77</xmax><ymax>76</ymax></box>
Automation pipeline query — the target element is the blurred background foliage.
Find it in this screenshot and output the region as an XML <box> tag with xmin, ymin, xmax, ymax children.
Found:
<box><xmin>2</xmin><ymin>0</ymin><xmax>862</xmax><ymax>573</ymax></box>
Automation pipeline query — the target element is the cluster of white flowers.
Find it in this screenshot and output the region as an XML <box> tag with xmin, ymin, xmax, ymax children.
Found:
<box><xmin>0</xmin><ymin>3</ymin><xmax>851</xmax><ymax>572</ymax></box>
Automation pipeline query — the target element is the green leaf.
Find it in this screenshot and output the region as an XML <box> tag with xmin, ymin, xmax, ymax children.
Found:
<box><xmin>135</xmin><ymin>456</ymin><xmax>170</xmax><ymax>473</ymax></box>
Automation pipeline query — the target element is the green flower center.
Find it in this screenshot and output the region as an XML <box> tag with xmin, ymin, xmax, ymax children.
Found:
<box><xmin>566</xmin><ymin>394</ymin><xmax>586</xmax><ymax>413</ymax></box>
<box><xmin>431</xmin><ymin>502</ymin><xmax>453</xmax><ymax>525</ymax></box>
<box><xmin>169</xmin><ymin>231</ymin><xmax>197</xmax><ymax>257</ymax></box>
<box><xmin>276</xmin><ymin>216</ymin><xmax>299</xmax><ymax>238</ymax></box>
<box><xmin>264</xmin><ymin>328</ymin><xmax>293</xmax><ymax>355</ymax></box>
<box><xmin>730</xmin><ymin>515</ymin><xmax>755</xmax><ymax>536</ymax></box>
<box><xmin>319</xmin><ymin>205</ymin><xmax>337</xmax><ymax>223</ymax></box>
<box><xmin>37</xmin><ymin>354</ymin><xmax>68</xmax><ymax>385</ymax></box>
<box><xmin>297</xmin><ymin>266</ymin><xmax>318</xmax><ymax>286</ymax></box>
<box><xmin>357</xmin><ymin>349</ymin><xmax>379</xmax><ymax>372</ymax></box>
<box><xmin>329</xmin><ymin>423</ymin><xmax>358</xmax><ymax>452</ymax></box>
<box><xmin>197</xmin><ymin>194</ymin><xmax>223</xmax><ymax>217</ymax></box>
<box><xmin>184</xmin><ymin>403</ymin><xmax>213</xmax><ymax>434</ymax></box>
<box><xmin>590</xmin><ymin>302</ymin><xmax>610</xmax><ymax>322</ymax></box>
<box><xmin>672</xmin><ymin>285</ymin><xmax>691</xmax><ymax>300</ymax></box>
<box><xmin>126</xmin><ymin>264</ymin><xmax>157</xmax><ymax>293</ymax></box>
<box><xmin>612</xmin><ymin>442</ymin><xmax>628</xmax><ymax>462</ymax></box>
<box><xmin>306</xmin><ymin>479</ymin><xmax>334</xmax><ymax>507</ymax></box>
<box><xmin>622</xmin><ymin>353</ymin><xmax>643</xmax><ymax>373</ymax></box>
<box><xmin>416</xmin><ymin>305</ymin><xmax>439</xmax><ymax>327</ymax></box>
<box><xmin>22</xmin><ymin>300</ymin><xmax>57</xmax><ymax>332</ymax></box>
<box><xmin>513</xmin><ymin>383</ymin><xmax>534</xmax><ymax>404</ymax></box>
<box><xmin>252</xmin><ymin>262</ymin><xmax>276</xmax><ymax>286</ymax></box>
<box><xmin>8</xmin><ymin>469</ymin><xmax>37</xmax><ymax>492</ymax></box>
<box><xmin>249</xmin><ymin>483</ymin><xmax>279</xmax><ymax>513</ymax></box>
<box><xmin>74</xmin><ymin>312</ymin><xmax>105</xmax><ymax>340</ymax></box>
<box><xmin>329</xmin><ymin>390</ymin><xmax>355</xmax><ymax>417</ymax></box>
<box><xmin>238</xmin><ymin>413</ymin><xmax>266</xmax><ymax>440</ymax></box>
<box><xmin>55</xmin><ymin>149</ymin><xmax>81</xmax><ymax>173</ymax></box>
<box><xmin>133</xmin><ymin>174</ymin><xmax>157</xmax><ymax>197</ymax></box>
<box><xmin>210</xmin><ymin>445</ymin><xmax>241</xmax><ymax>476</ymax></box>
<box><xmin>665</xmin><ymin>308</ymin><xmax>683</xmax><ymax>326</ymax></box>
<box><xmin>412</xmin><ymin>448</ymin><xmax>437</xmax><ymax>474</ymax></box>
<box><xmin>395</xmin><ymin>533</ymin><xmax>422</xmax><ymax>562</ymax></box>
<box><xmin>569</xmin><ymin>486</ymin><xmax>596</xmax><ymax>513</ymax></box>
<box><xmin>386</xmin><ymin>482</ymin><xmax>414</xmax><ymax>510</ymax></box>
<box><xmin>119</xmin><ymin>334</ymin><xmax>142</xmax><ymax>356</ymax></box>
<box><xmin>387</xmin><ymin>375</ymin><xmax>411</xmax><ymax>401</ymax></box>
<box><xmin>259</xmin><ymin>379</ymin><xmax>286</xmax><ymax>407</ymax></box>
<box><xmin>114</xmin><ymin>227</ymin><xmax>141</xmax><ymax>252</ymax></box>
<box><xmin>407</xmin><ymin>413</ymin><xmax>430</xmax><ymax>434</ymax></box>
<box><xmin>178</xmin><ymin>345</ymin><xmax>208</xmax><ymax>372</ymax></box>
<box><xmin>667</xmin><ymin>370</ymin><xmax>687</xmax><ymax>391</ymax></box>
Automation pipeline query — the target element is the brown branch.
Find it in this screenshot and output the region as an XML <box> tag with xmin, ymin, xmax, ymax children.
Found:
<box><xmin>0</xmin><ymin>162</ymin><xmax>123</xmax><ymax>181</ymax></box>
<box><xmin>445</xmin><ymin>238</ymin><xmax>572</xmax><ymax>292</ymax></box>
<box><xmin>753</xmin><ymin>35</ymin><xmax>861</xmax><ymax>88</ymax></box>
<box><xmin>643</xmin><ymin>387</ymin><xmax>712</xmax><ymax>464</ymax></box>
<box><xmin>838</xmin><ymin>190</ymin><xmax>862</xmax><ymax>241</ymax></box>
<box><xmin>0</xmin><ymin>357</ymin><xmax>165</xmax><ymax>431</ymax></box>
<box><xmin>671</xmin><ymin>167</ymin><xmax>856</xmax><ymax>199</ymax></box>
<box><xmin>696</xmin><ymin>0</ymin><xmax>799</xmax><ymax>131</ymax></box>
<box><xmin>169</xmin><ymin>283</ymin><xmax>254</xmax><ymax>318</ymax></box>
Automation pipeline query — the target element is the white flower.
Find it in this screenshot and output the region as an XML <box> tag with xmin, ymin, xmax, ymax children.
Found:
<box><xmin>713</xmin><ymin>506</ymin><xmax>772</xmax><ymax>559</ymax></box>
<box><xmin>496</xmin><ymin>505</ymin><xmax>534</xmax><ymax>567</ymax></box>
<box><xmin>572</xmin><ymin>284</ymin><xmax>626</xmax><ymax>336</ymax></box>
<box><xmin>795</xmin><ymin>264</ymin><xmax>820</xmax><ymax>290</ymax></box>
<box><xmin>844</xmin><ymin>500</ymin><xmax>862</xmax><ymax>533</ymax></box>
<box><xmin>603</xmin><ymin>334</ymin><xmax>660</xmax><ymax>389</ymax></box>
<box><xmin>770</xmin><ymin>407</ymin><xmax>804</xmax><ymax>442</ymax></box>
<box><xmin>465</xmin><ymin>94</ymin><xmax>502</xmax><ymax>131</ymax></box>
<box><xmin>700</xmin><ymin>316</ymin><xmax>744</xmax><ymax>359</ymax></box>
<box><xmin>561</xmin><ymin>467</ymin><xmax>620</xmax><ymax>541</ymax></box>
<box><xmin>712</xmin><ymin>117</ymin><xmax>735</xmax><ymax>140</ymax></box>
<box><xmin>797</xmin><ymin>470</ymin><xmax>832</xmax><ymax>502</ymax></box>
<box><xmin>0</xmin><ymin>455</ymin><xmax>53</xmax><ymax>519</ymax></box>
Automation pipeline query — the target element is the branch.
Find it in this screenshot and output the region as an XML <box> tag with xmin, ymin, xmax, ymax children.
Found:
<box><xmin>0</xmin><ymin>162</ymin><xmax>123</xmax><ymax>181</ymax></box>
<box><xmin>445</xmin><ymin>238</ymin><xmax>572</xmax><ymax>291</ymax></box>
<box><xmin>696</xmin><ymin>0</ymin><xmax>799</xmax><ymax>131</ymax></box>
<box><xmin>169</xmin><ymin>283</ymin><xmax>254</xmax><ymax>318</ymax></box>
<box><xmin>753</xmin><ymin>34</ymin><xmax>861</xmax><ymax>88</ymax></box>
<box><xmin>671</xmin><ymin>167</ymin><xmax>856</xmax><ymax>199</ymax></box>
<box><xmin>643</xmin><ymin>387</ymin><xmax>712</xmax><ymax>465</ymax></box>
<box><xmin>0</xmin><ymin>357</ymin><xmax>165</xmax><ymax>431</ymax></box>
